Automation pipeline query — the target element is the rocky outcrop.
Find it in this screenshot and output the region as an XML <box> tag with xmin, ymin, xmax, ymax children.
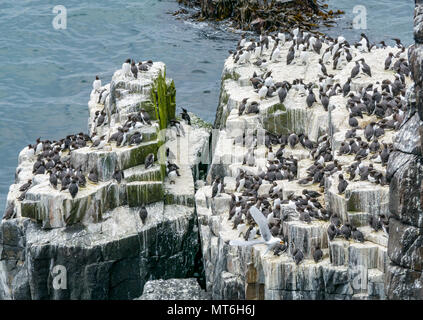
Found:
<box><xmin>177</xmin><ymin>0</ymin><xmax>343</xmax><ymax>33</ymax></box>
<box><xmin>196</xmin><ymin>31</ymin><xmax>410</xmax><ymax>299</ymax></box>
<box><xmin>0</xmin><ymin>63</ymin><xmax>210</xmax><ymax>299</ymax></box>
<box><xmin>137</xmin><ymin>278</ymin><xmax>210</xmax><ymax>300</ymax></box>
<box><xmin>385</xmin><ymin>1</ymin><xmax>423</xmax><ymax>300</ymax></box>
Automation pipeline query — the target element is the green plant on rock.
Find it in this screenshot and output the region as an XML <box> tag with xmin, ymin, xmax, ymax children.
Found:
<box><xmin>150</xmin><ymin>71</ymin><xmax>176</xmax><ymax>180</ymax></box>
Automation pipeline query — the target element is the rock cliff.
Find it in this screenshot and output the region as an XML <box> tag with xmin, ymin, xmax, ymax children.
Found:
<box><xmin>0</xmin><ymin>62</ymin><xmax>210</xmax><ymax>299</ymax></box>
<box><xmin>385</xmin><ymin>1</ymin><xmax>423</xmax><ymax>299</ymax></box>
<box><xmin>196</xmin><ymin>28</ymin><xmax>412</xmax><ymax>299</ymax></box>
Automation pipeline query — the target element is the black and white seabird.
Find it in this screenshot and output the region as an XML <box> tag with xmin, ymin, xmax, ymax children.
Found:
<box><xmin>131</xmin><ymin>61</ymin><xmax>138</xmax><ymax>79</ymax></box>
<box><xmin>19</xmin><ymin>179</ymin><xmax>32</xmax><ymax>192</ymax></box>
<box><xmin>351</xmin><ymin>61</ymin><xmax>360</xmax><ymax>79</ymax></box>
<box><xmin>352</xmin><ymin>227</ymin><xmax>364</xmax><ymax>242</ymax></box>
<box><xmin>313</xmin><ymin>245</ymin><xmax>323</xmax><ymax>263</ymax></box>
<box><xmin>166</xmin><ymin>161</ymin><xmax>180</xmax><ymax>184</ymax></box>
<box><xmin>292</xmin><ymin>247</ymin><xmax>304</xmax><ymax>265</ymax></box>
<box><xmin>340</xmin><ymin>222</ymin><xmax>352</xmax><ymax>240</ymax></box>
<box><xmin>348</xmin><ymin>114</ymin><xmax>358</xmax><ymax>128</ymax></box>
<box><xmin>91</xmin><ymin>135</ymin><xmax>106</xmax><ymax>149</ymax></box>
<box><xmin>306</xmin><ymin>88</ymin><xmax>316</xmax><ymax>108</ymax></box>
<box><xmin>68</xmin><ymin>178</ymin><xmax>79</xmax><ymax>199</ymax></box>
<box><xmin>139</xmin><ymin>205</ymin><xmax>148</xmax><ymax>224</ymax></box>
<box><xmin>278</xmin><ymin>84</ymin><xmax>287</xmax><ymax>104</ymax></box>
<box><xmin>212</xmin><ymin>177</ymin><xmax>223</xmax><ymax>198</ymax></box>
<box><xmin>49</xmin><ymin>171</ymin><xmax>58</xmax><ymax>189</ymax></box>
<box><xmin>88</xmin><ymin>169</ymin><xmax>98</xmax><ymax>183</ymax></box>
<box><xmin>93</xmin><ymin>76</ymin><xmax>101</xmax><ymax>93</ymax></box>
<box><xmin>385</xmin><ymin>53</ymin><xmax>394</xmax><ymax>70</ymax></box>
<box><xmin>122</xmin><ymin>58</ymin><xmax>131</xmax><ymax>76</ymax></box>
<box><xmin>337</xmin><ymin>174</ymin><xmax>348</xmax><ymax>194</ymax></box>
<box><xmin>3</xmin><ymin>203</ymin><xmax>15</xmax><ymax>220</ymax></box>
<box><xmin>181</xmin><ymin>108</ymin><xmax>191</xmax><ymax>125</ymax></box>
<box><xmin>145</xmin><ymin>153</ymin><xmax>155</xmax><ymax>169</ymax></box>
<box><xmin>343</xmin><ymin>78</ymin><xmax>351</xmax><ymax>97</ymax></box>
<box><xmin>112</xmin><ymin>169</ymin><xmax>124</xmax><ymax>183</ymax></box>
<box><xmin>359</xmin><ymin>58</ymin><xmax>372</xmax><ymax>77</ymax></box>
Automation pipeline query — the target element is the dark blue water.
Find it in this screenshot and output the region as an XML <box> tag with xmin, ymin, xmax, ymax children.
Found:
<box><xmin>0</xmin><ymin>0</ymin><xmax>415</xmax><ymax>213</ymax></box>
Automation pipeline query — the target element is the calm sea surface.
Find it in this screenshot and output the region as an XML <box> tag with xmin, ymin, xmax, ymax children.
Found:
<box><xmin>0</xmin><ymin>0</ymin><xmax>414</xmax><ymax>213</ymax></box>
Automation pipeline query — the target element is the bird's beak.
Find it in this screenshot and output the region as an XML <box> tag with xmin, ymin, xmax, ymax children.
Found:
<box><xmin>280</xmin><ymin>241</ymin><xmax>284</xmax><ymax>244</ymax></box>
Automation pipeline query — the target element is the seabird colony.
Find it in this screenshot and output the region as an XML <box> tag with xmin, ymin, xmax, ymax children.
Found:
<box><xmin>213</xmin><ymin>28</ymin><xmax>409</xmax><ymax>263</ymax></box>
<box><xmin>3</xmin><ymin>59</ymin><xmax>189</xmax><ymax>221</ymax></box>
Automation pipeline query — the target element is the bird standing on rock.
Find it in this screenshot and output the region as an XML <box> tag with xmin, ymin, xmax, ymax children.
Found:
<box><xmin>278</xmin><ymin>84</ymin><xmax>287</xmax><ymax>104</ymax></box>
<box><xmin>352</xmin><ymin>227</ymin><xmax>364</xmax><ymax>242</ymax></box>
<box><xmin>338</xmin><ymin>174</ymin><xmax>348</xmax><ymax>194</ymax></box>
<box><xmin>145</xmin><ymin>153</ymin><xmax>155</xmax><ymax>169</ymax></box>
<box><xmin>131</xmin><ymin>61</ymin><xmax>138</xmax><ymax>79</ymax></box>
<box><xmin>122</xmin><ymin>58</ymin><xmax>131</xmax><ymax>77</ymax></box>
<box><xmin>212</xmin><ymin>177</ymin><xmax>223</xmax><ymax>198</ymax></box>
<box><xmin>3</xmin><ymin>203</ymin><xmax>15</xmax><ymax>220</ymax></box>
<box><xmin>340</xmin><ymin>223</ymin><xmax>352</xmax><ymax>240</ymax></box>
<box><xmin>181</xmin><ymin>108</ymin><xmax>191</xmax><ymax>125</ymax></box>
<box><xmin>69</xmin><ymin>178</ymin><xmax>79</xmax><ymax>199</ymax></box>
<box><xmin>313</xmin><ymin>245</ymin><xmax>323</xmax><ymax>263</ymax></box>
<box><xmin>359</xmin><ymin>58</ymin><xmax>372</xmax><ymax>77</ymax></box>
<box><xmin>351</xmin><ymin>61</ymin><xmax>360</xmax><ymax>79</ymax></box>
<box><xmin>93</xmin><ymin>76</ymin><xmax>101</xmax><ymax>92</ymax></box>
<box><xmin>88</xmin><ymin>168</ymin><xmax>98</xmax><ymax>183</ymax></box>
<box><xmin>292</xmin><ymin>247</ymin><xmax>304</xmax><ymax>265</ymax></box>
<box><xmin>258</xmin><ymin>84</ymin><xmax>268</xmax><ymax>100</ymax></box>
<box><xmin>166</xmin><ymin>161</ymin><xmax>180</xmax><ymax>184</ymax></box>
<box><xmin>139</xmin><ymin>205</ymin><xmax>148</xmax><ymax>224</ymax></box>
<box><xmin>19</xmin><ymin>179</ymin><xmax>32</xmax><ymax>192</ymax></box>
<box><xmin>112</xmin><ymin>169</ymin><xmax>124</xmax><ymax>183</ymax></box>
<box><xmin>306</xmin><ymin>88</ymin><xmax>316</xmax><ymax>108</ymax></box>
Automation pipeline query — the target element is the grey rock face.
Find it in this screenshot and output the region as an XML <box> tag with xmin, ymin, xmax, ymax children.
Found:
<box><xmin>137</xmin><ymin>278</ymin><xmax>210</xmax><ymax>300</ymax></box>
<box><xmin>385</xmin><ymin>2</ymin><xmax>423</xmax><ymax>300</ymax></box>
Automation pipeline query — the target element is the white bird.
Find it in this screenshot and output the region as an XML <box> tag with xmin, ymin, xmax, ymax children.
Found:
<box><xmin>267</xmin><ymin>149</ymin><xmax>275</xmax><ymax>161</ymax></box>
<box><xmin>264</xmin><ymin>76</ymin><xmax>274</xmax><ymax>87</ymax></box>
<box><xmin>322</xmin><ymin>49</ymin><xmax>331</xmax><ymax>65</ymax></box>
<box><xmin>253</xmin><ymin>45</ymin><xmax>262</xmax><ymax>58</ymax></box>
<box><xmin>239</xmin><ymin>37</ymin><xmax>247</xmax><ymax>48</ymax></box>
<box><xmin>359</xmin><ymin>37</ymin><xmax>369</xmax><ymax>53</ymax></box>
<box><xmin>35</xmin><ymin>141</ymin><xmax>43</xmax><ymax>154</ymax></box>
<box><xmin>295</xmin><ymin>44</ymin><xmax>304</xmax><ymax>58</ymax></box>
<box><xmin>237</xmin><ymin>223</ymin><xmax>249</xmax><ymax>238</ymax></box>
<box><xmin>288</xmin><ymin>198</ymin><xmax>297</xmax><ymax>210</ymax></box>
<box><xmin>273</xmin><ymin>197</ymin><xmax>281</xmax><ymax>210</ymax></box>
<box><xmin>299</xmin><ymin>48</ymin><xmax>309</xmax><ymax>65</ymax></box>
<box><xmin>93</xmin><ymin>76</ymin><xmax>101</xmax><ymax>92</ymax></box>
<box><xmin>122</xmin><ymin>59</ymin><xmax>131</xmax><ymax>76</ymax></box>
<box><xmin>271</xmin><ymin>46</ymin><xmax>280</xmax><ymax>61</ymax></box>
<box><xmin>168</xmin><ymin>169</ymin><xmax>178</xmax><ymax>184</ymax></box>
<box><xmin>238</xmin><ymin>50</ymin><xmax>251</xmax><ymax>64</ymax></box>
<box><xmin>229</xmin><ymin>206</ymin><xmax>284</xmax><ymax>257</ymax></box>
<box><xmin>258</xmin><ymin>85</ymin><xmax>268</xmax><ymax>100</ymax></box>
